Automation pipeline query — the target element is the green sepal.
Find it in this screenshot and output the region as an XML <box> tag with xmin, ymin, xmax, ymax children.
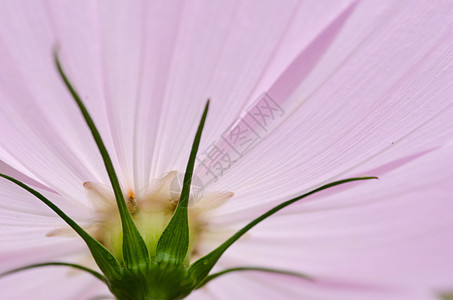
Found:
<box><xmin>155</xmin><ymin>100</ymin><xmax>210</xmax><ymax>266</ymax></box>
<box><xmin>198</xmin><ymin>266</ymin><xmax>313</xmax><ymax>288</ymax></box>
<box><xmin>188</xmin><ymin>176</ymin><xmax>378</xmax><ymax>287</ymax></box>
<box><xmin>54</xmin><ymin>52</ymin><xmax>149</xmax><ymax>272</ymax></box>
<box><xmin>0</xmin><ymin>173</ymin><xmax>122</xmax><ymax>279</ymax></box>
<box><xmin>0</xmin><ymin>262</ymin><xmax>107</xmax><ymax>283</ymax></box>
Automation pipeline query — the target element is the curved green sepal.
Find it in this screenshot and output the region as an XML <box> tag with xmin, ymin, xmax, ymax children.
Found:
<box><xmin>0</xmin><ymin>262</ymin><xmax>107</xmax><ymax>283</ymax></box>
<box><xmin>198</xmin><ymin>266</ymin><xmax>313</xmax><ymax>288</ymax></box>
<box><xmin>0</xmin><ymin>173</ymin><xmax>122</xmax><ymax>279</ymax></box>
<box><xmin>188</xmin><ymin>176</ymin><xmax>378</xmax><ymax>287</ymax></box>
<box><xmin>156</xmin><ymin>100</ymin><xmax>210</xmax><ymax>266</ymax></box>
<box><xmin>54</xmin><ymin>52</ymin><xmax>149</xmax><ymax>272</ymax></box>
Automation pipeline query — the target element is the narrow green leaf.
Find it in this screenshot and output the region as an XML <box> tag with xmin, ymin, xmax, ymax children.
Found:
<box><xmin>155</xmin><ymin>100</ymin><xmax>210</xmax><ymax>266</ymax></box>
<box><xmin>0</xmin><ymin>174</ymin><xmax>121</xmax><ymax>279</ymax></box>
<box><xmin>0</xmin><ymin>262</ymin><xmax>107</xmax><ymax>283</ymax></box>
<box><xmin>198</xmin><ymin>266</ymin><xmax>313</xmax><ymax>288</ymax></box>
<box><xmin>188</xmin><ymin>176</ymin><xmax>378</xmax><ymax>285</ymax></box>
<box><xmin>54</xmin><ymin>53</ymin><xmax>149</xmax><ymax>271</ymax></box>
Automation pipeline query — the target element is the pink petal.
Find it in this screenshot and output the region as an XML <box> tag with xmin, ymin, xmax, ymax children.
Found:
<box><xmin>0</xmin><ymin>177</ymin><xmax>92</xmax><ymax>271</ymax></box>
<box><xmin>203</xmin><ymin>144</ymin><xmax>453</xmax><ymax>298</ymax></box>
<box><xmin>208</xmin><ymin>0</ymin><xmax>453</xmax><ymax>215</ymax></box>
<box><xmin>0</xmin><ymin>263</ymin><xmax>108</xmax><ymax>300</ymax></box>
<box><xmin>0</xmin><ymin>1</ymin><xmax>452</xmax><ymax>299</ymax></box>
<box><xmin>0</xmin><ymin>0</ymin><xmax>111</xmax><ymax>204</ymax></box>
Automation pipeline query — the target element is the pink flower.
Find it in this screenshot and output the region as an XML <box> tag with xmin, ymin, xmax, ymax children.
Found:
<box><xmin>1</xmin><ymin>0</ymin><xmax>453</xmax><ymax>299</ymax></box>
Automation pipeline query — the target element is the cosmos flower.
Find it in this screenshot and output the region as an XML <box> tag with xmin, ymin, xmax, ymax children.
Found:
<box><xmin>1</xmin><ymin>0</ymin><xmax>453</xmax><ymax>299</ymax></box>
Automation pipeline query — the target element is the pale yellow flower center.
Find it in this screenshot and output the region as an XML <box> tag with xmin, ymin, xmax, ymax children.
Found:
<box><xmin>47</xmin><ymin>171</ymin><xmax>234</xmax><ymax>264</ymax></box>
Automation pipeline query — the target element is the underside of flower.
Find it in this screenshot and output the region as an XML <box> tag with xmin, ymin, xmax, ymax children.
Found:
<box><xmin>72</xmin><ymin>173</ymin><xmax>232</xmax><ymax>264</ymax></box>
<box><xmin>0</xmin><ymin>52</ymin><xmax>377</xmax><ymax>299</ymax></box>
